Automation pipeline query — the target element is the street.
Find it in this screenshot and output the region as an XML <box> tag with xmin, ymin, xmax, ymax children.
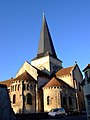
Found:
<box><xmin>42</xmin><ymin>115</ymin><xmax>87</xmax><ymax>120</ymax></box>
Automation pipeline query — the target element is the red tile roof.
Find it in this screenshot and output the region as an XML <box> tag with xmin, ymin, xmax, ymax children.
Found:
<box><xmin>44</xmin><ymin>77</ymin><xmax>71</xmax><ymax>88</ymax></box>
<box><xmin>14</xmin><ymin>70</ymin><xmax>35</xmax><ymax>81</ymax></box>
<box><xmin>0</xmin><ymin>79</ymin><xmax>14</xmax><ymax>87</ymax></box>
<box><xmin>0</xmin><ymin>71</ymin><xmax>36</xmax><ymax>87</ymax></box>
<box><xmin>56</xmin><ymin>66</ymin><xmax>73</xmax><ymax>77</ymax></box>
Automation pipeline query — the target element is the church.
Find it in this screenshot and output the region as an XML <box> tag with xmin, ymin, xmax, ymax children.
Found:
<box><xmin>0</xmin><ymin>15</ymin><xmax>84</xmax><ymax>113</ymax></box>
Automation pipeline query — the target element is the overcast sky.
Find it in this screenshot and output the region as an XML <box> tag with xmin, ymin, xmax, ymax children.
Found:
<box><xmin>0</xmin><ymin>0</ymin><xmax>90</xmax><ymax>80</ymax></box>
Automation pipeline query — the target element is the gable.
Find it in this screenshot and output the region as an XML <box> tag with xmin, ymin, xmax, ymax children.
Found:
<box><xmin>73</xmin><ymin>64</ymin><xmax>83</xmax><ymax>83</ymax></box>
<box><xmin>83</xmin><ymin>64</ymin><xmax>90</xmax><ymax>72</ymax></box>
<box><xmin>14</xmin><ymin>71</ymin><xmax>36</xmax><ymax>82</ymax></box>
<box><xmin>56</xmin><ymin>66</ymin><xmax>73</xmax><ymax>77</ymax></box>
<box><xmin>43</xmin><ymin>77</ymin><xmax>73</xmax><ymax>89</ymax></box>
<box><xmin>15</xmin><ymin>61</ymin><xmax>38</xmax><ymax>80</ymax></box>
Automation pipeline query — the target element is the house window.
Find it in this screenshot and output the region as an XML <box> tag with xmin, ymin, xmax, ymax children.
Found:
<box><xmin>13</xmin><ymin>94</ymin><xmax>16</xmax><ymax>104</ymax></box>
<box><xmin>69</xmin><ymin>96</ymin><xmax>72</xmax><ymax>105</ymax></box>
<box><xmin>47</xmin><ymin>96</ymin><xmax>50</xmax><ymax>105</ymax></box>
<box><xmin>26</xmin><ymin>93</ymin><xmax>32</xmax><ymax>105</ymax></box>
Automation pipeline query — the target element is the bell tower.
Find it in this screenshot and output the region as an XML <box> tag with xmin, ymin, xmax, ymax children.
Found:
<box><xmin>31</xmin><ymin>14</ymin><xmax>62</xmax><ymax>75</ymax></box>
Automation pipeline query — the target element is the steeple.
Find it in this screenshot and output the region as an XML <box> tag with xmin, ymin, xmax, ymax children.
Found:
<box><xmin>37</xmin><ymin>14</ymin><xmax>57</xmax><ymax>58</ymax></box>
<box><xmin>31</xmin><ymin>15</ymin><xmax>62</xmax><ymax>75</ymax></box>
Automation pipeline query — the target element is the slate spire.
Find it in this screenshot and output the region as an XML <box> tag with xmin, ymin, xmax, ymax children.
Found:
<box><xmin>37</xmin><ymin>14</ymin><xmax>57</xmax><ymax>58</ymax></box>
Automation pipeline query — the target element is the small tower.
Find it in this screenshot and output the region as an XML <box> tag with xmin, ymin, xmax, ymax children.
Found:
<box><xmin>31</xmin><ymin>14</ymin><xmax>62</xmax><ymax>75</ymax></box>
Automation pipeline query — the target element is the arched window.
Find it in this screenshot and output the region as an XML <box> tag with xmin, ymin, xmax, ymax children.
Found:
<box><xmin>69</xmin><ymin>96</ymin><xmax>72</xmax><ymax>105</ymax></box>
<box><xmin>47</xmin><ymin>96</ymin><xmax>50</xmax><ymax>105</ymax></box>
<box><xmin>27</xmin><ymin>84</ymin><xmax>29</xmax><ymax>91</ymax></box>
<box><xmin>13</xmin><ymin>94</ymin><xmax>16</xmax><ymax>104</ymax></box>
<box><xmin>26</xmin><ymin>93</ymin><xmax>32</xmax><ymax>105</ymax></box>
<box><xmin>63</xmin><ymin>97</ymin><xmax>66</xmax><ymax>105</ymax></box>
<box><xmin>18</xmin><ymin>84</ymin><xmax>20</xmax><ymax>91</ymax></box>
<box><xmin>23</xmin><ymin>84</ymin><xmax>25</xmax><ymax>90</ymax></box>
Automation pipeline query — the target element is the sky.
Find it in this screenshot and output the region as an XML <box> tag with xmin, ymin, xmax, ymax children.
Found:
<box><xmin>0</xmin><ymin>0</ymin><xmax>90</xmax><ymax>81</ymax></box>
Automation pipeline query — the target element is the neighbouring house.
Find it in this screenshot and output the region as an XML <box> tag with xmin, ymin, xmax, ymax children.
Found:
<box><xmin>0</xmin><ymin>14</ymin><xmax>84</xmax><ymax>114</ymax></box>
<box><xmin>82</xmin><ymin>64</ymin><xmax>90</xmax><ymax>120</ymax></box>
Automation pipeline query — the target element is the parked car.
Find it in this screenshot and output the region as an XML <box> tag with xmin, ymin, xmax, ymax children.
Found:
<box><xmin>48</xmin><ymin>108</ymin><xmax>67</xmax><ymax>118</ymax></box>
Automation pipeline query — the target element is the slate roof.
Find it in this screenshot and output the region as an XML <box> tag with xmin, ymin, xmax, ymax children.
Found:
<box><xmin>83</xmin><ymin>64</ymin><xmax>90</xmax><ymax>71</ymax></box>
<box><xmin>56</xmin><ymin>66</ymin><xmax>73</xmax><ymax>77</ymax></box>
<box><xmin>37</xmin><ymin>14</ymin><xmax>57</xmax><ymax>58</ymax></box>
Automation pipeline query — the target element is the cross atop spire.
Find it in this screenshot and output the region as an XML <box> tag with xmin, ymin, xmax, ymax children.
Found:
<box><xmin>37</xmin><ymin>14</ymin><xmax>57</xmax><ymax>58</ymax></box>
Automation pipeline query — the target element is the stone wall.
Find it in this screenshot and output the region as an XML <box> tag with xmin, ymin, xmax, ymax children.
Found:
<box><xmin>16</xmin><ymin>61</ymin><xmax>37</xmax><ymax>80</ymax></box>
<box><xmin>10</xmin><ymin>79</ymin><xmax>36</xmax><ymax>113</ymax></box>
<box><xmin>43</xmin><ymin>86</ymin><xmax>77</xmax><ymax>112</ymax></box>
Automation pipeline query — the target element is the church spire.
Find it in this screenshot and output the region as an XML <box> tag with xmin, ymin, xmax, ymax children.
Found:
<box><xmin>37</xmin><ymin>14</ymin><xmax>57</xmax><ymax>58</ymax></box>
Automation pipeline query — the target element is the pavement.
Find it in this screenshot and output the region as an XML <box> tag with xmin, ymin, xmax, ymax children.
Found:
<box><xmin>42</xmin><ymin>115</ymin><xmax>87</xmax><ymax>120</ymax></box>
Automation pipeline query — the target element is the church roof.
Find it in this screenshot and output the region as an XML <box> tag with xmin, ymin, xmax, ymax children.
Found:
<box><xmin>14</xmin><ymin>70</ymin><xmax>36</xmax><ymax>82</ymax></box>
<box><xmin>44</xmin><ymin>77</ymin><xmax>72</xmax><ymax>88</ymax></box>
<box><xmin>0</xmin><ymin>71</ymin><xmax>36</xmax><ymax>87</ymax></box>
<box><xmin>56</xmin><ymin>66</ymin><xmax>73</xmax><ymax>77</ymax></box>
<box><xmin>0</xmin><ymin>78</ymin><xmax>14</xmax><ymax>87</ymax></box>
<box><xmin>83</xmin><ymin>64</ymin><xmax>90</xmax><ymax>71</ymax></box>
<box><xmin>37</xmin><ymin>14</ymin><xmax>57</xmax><ymax>58</ymax></box>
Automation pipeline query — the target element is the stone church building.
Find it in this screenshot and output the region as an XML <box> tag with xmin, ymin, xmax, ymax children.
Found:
<box><xmin>0</xmin><ymin>15</ymin><xmax>84</xmax><ymax>113</ymax></box>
